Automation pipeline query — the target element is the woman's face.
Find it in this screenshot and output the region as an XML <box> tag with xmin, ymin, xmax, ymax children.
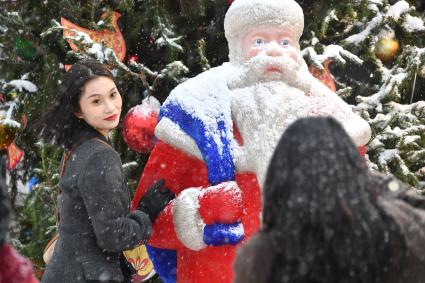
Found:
<box><xmin>75</xmin><ymin>76</ymin><xmax>122</xmax><ymax>137</ymax></box>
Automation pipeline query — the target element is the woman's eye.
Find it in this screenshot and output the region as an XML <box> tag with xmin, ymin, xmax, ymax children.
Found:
<box><xmin>281</xmin><ymin>39</ymin><xmax>290</xmax><ymax>46</ymax></box>
<box><xmin>255</xmin><ymin>38</ymin><xmax>265</xmax><ymax>45</ymax></box>
<box><xmin>110</xmin><ymin>92</ymin><xmax>116</xmax><ymax>98</ymax></box>
<box><xmin>91</xmin><ymin>99</ymin><xmax>101</xmax><ymax>105</ymax></box>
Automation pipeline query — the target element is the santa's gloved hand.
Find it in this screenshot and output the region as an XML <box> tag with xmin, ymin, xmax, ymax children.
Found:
<box><xmin>203</xmin><ymin>222</ymin><xmax>244</xmax><ymax>246</ymax></box>
<box><xmin>137</xmin><ymin>179</ymin><xmax>175</xmax><ymax>223</ymax></box>
<box><xmin>172</xmin><ymin>182</ymin><xmax>244</xmax><ymax>251</ymax></box>
<box><xmin>198</xmin><ymin>181</ymin><xmax>243</xmax><ymax>224</ymax></box>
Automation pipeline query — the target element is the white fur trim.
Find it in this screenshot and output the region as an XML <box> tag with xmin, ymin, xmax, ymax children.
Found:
<box><xmin>308</xmin><ymin>78</ymin><xmax>372</xmax><ymax>146</ymax></box>
<box><xmin>224</xmin><ymin>0</ymin><xmax>304</xmax><ymax>64</ymax></box>
<box><xmin>172</xmin><ymin>188</ymin><xmax>207</xmax><ymax>251</ymax></box>
<box><xmin>155</xmin><ymin>117</ymin><xmax>203</xmax><ymax>160</ymax></box>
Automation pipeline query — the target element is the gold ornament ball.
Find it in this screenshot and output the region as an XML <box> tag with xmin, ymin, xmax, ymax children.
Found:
<box><xmin>375</xmin><ymin>38</ymin><xmax>400</xmax><ymax>62</ymax></box>
<box><xmin>0</xmin><ymin>123</ymin><xmax>18</xmax><ymax>150</ymax></box>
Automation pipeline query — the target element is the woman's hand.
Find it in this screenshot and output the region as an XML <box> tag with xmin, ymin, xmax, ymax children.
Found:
<box><xmin>137</xmin><ymin>179</ymin><xmax>175</xmax><ymax>223</ymax></box>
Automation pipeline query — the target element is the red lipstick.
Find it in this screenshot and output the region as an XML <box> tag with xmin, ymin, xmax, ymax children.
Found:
<box><xmin>104</xmin><ymin>114</ymin><xmax>118</xmax><ymax>121</ymax></box>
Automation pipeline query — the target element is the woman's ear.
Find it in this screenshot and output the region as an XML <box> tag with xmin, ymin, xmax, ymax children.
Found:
<box><xmin>74</xmin><ymin>111</ymin><xmax>84</xmax><ymax>119</ymax></box>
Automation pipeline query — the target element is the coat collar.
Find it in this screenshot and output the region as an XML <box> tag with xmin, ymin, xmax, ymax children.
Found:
<box><xmin>69</xmin><ymin>121</ymin><xmax>112</xmax><ymax>149</ymax></box>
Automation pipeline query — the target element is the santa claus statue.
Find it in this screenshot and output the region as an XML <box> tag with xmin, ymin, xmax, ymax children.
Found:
<box><xmin>132</xmin><ymin>0</ymin><xmax>371</xmax><ymax>282</ymax></box>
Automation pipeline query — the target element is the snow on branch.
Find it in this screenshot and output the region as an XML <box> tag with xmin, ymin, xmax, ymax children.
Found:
<box><xmin>356</xmin><ymin>46</ymin><xmax>425</xmax><ymax>111</ymax></box>
<box><xmin>345</xmin><ymin>0</ymin><xmax>414</xmax><ymax>45</ymax></box>
<box><xmin>302</xmin><ymin>44</ymin><xmax>363</xmax><ymax>69</ymax></box>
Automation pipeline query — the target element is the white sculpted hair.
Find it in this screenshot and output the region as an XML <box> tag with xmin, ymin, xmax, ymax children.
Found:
<box><xmin>224</xmin><ymin>0</ymin><xmax>305</xmax><ymax>64</ymax></box>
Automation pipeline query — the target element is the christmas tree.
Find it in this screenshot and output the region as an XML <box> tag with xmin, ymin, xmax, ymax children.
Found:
<box><xmin>1</xmin><ymin>0</ymin><xmax>425</xmax><ymax>280</ymax></box>
<box><xmin>300</xmin><ymin>0</ymin><xmax>425</xmax><ymax>189</ymax></box>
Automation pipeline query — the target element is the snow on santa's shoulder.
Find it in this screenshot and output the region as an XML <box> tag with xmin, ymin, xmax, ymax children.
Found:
<box><xmin>165</xmin><ymin>64</ymin><xmax>239</xmax><ymax>154</ymax></box>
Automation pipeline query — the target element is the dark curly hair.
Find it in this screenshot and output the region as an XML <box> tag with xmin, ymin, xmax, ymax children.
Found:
<box><xmin>33</xmin><ymin>60</ymin><xmax>113</xmax><ymax>149</ymax></box>
<box><xmin>261</xmin><ymin>117</ymin><xmax>405</xmax><ymax>283</ymax></box>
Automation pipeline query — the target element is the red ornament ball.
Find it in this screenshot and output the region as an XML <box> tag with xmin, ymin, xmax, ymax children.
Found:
<box><xmin>122</xmin><ymin>98</ymin><xmax>160</xmax><ymax>153</ymax></box>
<box><xmin>227</xmin><ymin>0</ymin><xmax>234</xmax><ymax>4</ymax></box>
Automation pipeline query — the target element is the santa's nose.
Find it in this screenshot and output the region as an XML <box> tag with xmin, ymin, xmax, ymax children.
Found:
<box><xmin>265</xmin><ymin>42</ymin><xmax>284</xmax><ymax>57</ymax></box>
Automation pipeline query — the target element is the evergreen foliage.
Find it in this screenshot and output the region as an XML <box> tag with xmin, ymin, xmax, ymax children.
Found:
<box><xmin>1</xmin><ymin>0</ymin><xmax>425</xmax><ymax>279</ymax></box>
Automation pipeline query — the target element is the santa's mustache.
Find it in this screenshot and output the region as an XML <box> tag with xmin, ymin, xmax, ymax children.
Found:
<box><xmin>228</xmin><ymin>54</ymin><xmax>313</xmax><ymax>92</ymax></box>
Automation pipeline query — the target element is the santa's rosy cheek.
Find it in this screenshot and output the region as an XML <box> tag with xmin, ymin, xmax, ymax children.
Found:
<box><xmin>246</xmin><ymin>48</ymin><xmax>261</xmax><ymax>58</ymax></box>
<box><xmin>283</xmin><ymin>48</ymin><xmax>299</xmax><ymax>61</ymax></box>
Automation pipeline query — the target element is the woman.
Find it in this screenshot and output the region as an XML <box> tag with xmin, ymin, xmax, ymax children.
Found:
<box><xmin>36</xmin><ymin>61</ymin><xmax>174</xmax><ymax>283</ymax></box>
<box><xmin>233</xmin><ymin>117</ymin><xmax>425</xmax><ymax>283</ymax></box>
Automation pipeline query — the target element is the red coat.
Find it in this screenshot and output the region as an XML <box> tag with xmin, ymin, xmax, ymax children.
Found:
<box><xmin>0</xmin><ymin>244</ymin><xmax>39</xmax><ymax>283</ymax></box>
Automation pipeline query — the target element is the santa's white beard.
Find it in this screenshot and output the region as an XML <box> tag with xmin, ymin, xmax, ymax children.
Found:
<box><xmin>229</xmin><ymin>57</ymin><xmax>371</xmax><ymax>187</ymax></box>
<box><xmin>231</xmin><ymin>81</ymin><xmax>307</xmax><ymax>187</ymax></box>
<box><xmin>228</xmin><ymin>53</ymin><xmax>313</xmax><ymax>93</ymax></box>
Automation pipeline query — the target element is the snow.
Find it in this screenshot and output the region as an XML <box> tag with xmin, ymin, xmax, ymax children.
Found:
<box><xmin>311</xmin><ymin>37</ymin><xmax>319</xmax><ymax>46</ymax></box>
<box><xmin>386</xmin><ymin>1</ymin><xmax>410</xmax><ymax>21</ymax></box>
<box><xmin>368</xmin><ymin>0</ymin><xmax>384</xmax><ymax>5</ymax></box>
<box><xmin>403</xmin><ymin>135</ymin><xmax>420</xmax><ymax>144</ymax></box>
<box><xmin>0</xmin><ymin>25</ymin><xmax>8</xmax><ymax>33</ymax></box>
<box><xmin>368</xmin><ymin>4</ymin><xmax>380</xmax><ymax>13</ymax></box>
<box><xmin>5</xmin><ymin>79</ymin><xmax>37</xmax><ymax>93</ymax></box>
<box><xmin>345</xmin><ymin>14</ymin><xmax>383</xmax><ymax>44</ymax></box>
<box><xmin>229</xmin><ymin>222</ymin><xmax>244</xmax><ymax>237</ymax></box>
<box><xmin>346</xmin><ymin>1</ymin><xmax>412</xmax><ymax>45</ymax></box>
<box><xmin>130</xmin><ymin>96</ymin><xmax>160</xmax><ymax>118</ymax></box>
<box><xmin>356</xmin><ymin>70</ymin><xmax>408</xmax><ymax>111</ymax></box>
<box><xmin>1</xmin><ymin>102</ymin><xmax>21</xmax><ymax>128</ymax></box>
<box><xmin>0</xmin><ymin>118</ymin><xmax>20</xmax><ymax>128</ymax></box>
<box><xmin>378</xmin><ymin>148</ymin><xmax>399</xmax><ymax>165</ymax></box>
<box><xmin>156</xmin><ymin>32</ymin><xmax>183</xmax><ymax>52</ymax></box>
<box><xmin>403</xmin><ymin>15</ymin><xmax>425</xmax><ymax>32</ymax></box>
<box><xmin>322</xmin><ymin>45</ymin><xmax>363</xmax><ymax>65</ymax></box>
<box><xmin>61</xmin><ymin>28</ymin><xmax>123</xmax><ymax>65</ymax></box>
<box><xmin>302</xmin><ymin>45</ymin><xmax>362</xmax><ymax>81</ymax></box>
<box><xmin>173</xmin><ymin>188</ymin><xmax>206</xmax><ymax>251</ymax></box>
<box><xmin>166</xmin><ymin>64</ymin><xmax>236</xmax><ymax>155</ymax></box>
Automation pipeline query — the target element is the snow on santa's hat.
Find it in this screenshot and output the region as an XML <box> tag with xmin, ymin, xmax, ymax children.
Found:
<box><xmin>224</xmin><ymin>0</ymin><xmax>304</xmax><ymax>63</ymax></box>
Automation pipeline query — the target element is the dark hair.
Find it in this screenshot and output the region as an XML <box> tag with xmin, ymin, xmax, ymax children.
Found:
<box><xmin>34</xmin><ymin>61</ymin><xmax>114</xmax><ymax>148</ymax></box>
<box><xmin>0</xmin><ymin>177</ymin><xmax>10</xmax><ymax>246</ymax></box>
<box><xmin>262</xmin><ymin>117</ymin><xmax>405</xmax><ymax>283</ymax></box>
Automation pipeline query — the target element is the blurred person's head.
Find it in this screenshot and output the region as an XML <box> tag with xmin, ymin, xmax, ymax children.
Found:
<box><xmin>259</xmin><ymin>117</ymin><xmax>404</xmax><ymax>282</ymax></box>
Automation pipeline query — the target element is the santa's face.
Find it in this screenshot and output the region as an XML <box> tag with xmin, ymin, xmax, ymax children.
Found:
<box><xmin>241</xmin><ymin>26</ymin><xmax>300</xmax><ymax>71</ymax></box>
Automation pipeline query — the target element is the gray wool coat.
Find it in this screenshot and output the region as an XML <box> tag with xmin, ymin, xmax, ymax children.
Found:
<box><xmin>42</xmin><ymin>132</ymin><xmax>152</xmax><ymax>283</ymax></box>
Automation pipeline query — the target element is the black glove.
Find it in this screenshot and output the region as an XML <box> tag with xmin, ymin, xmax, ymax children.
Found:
<box><xmin>137</xmin><ymin>179</ymin><xmax>175</xmax><ymax>223</ymax></box>
<box><xmin>120</xmin><ymin>253</ymin><xmax>136</xmax><ymax>283</ymax></box>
